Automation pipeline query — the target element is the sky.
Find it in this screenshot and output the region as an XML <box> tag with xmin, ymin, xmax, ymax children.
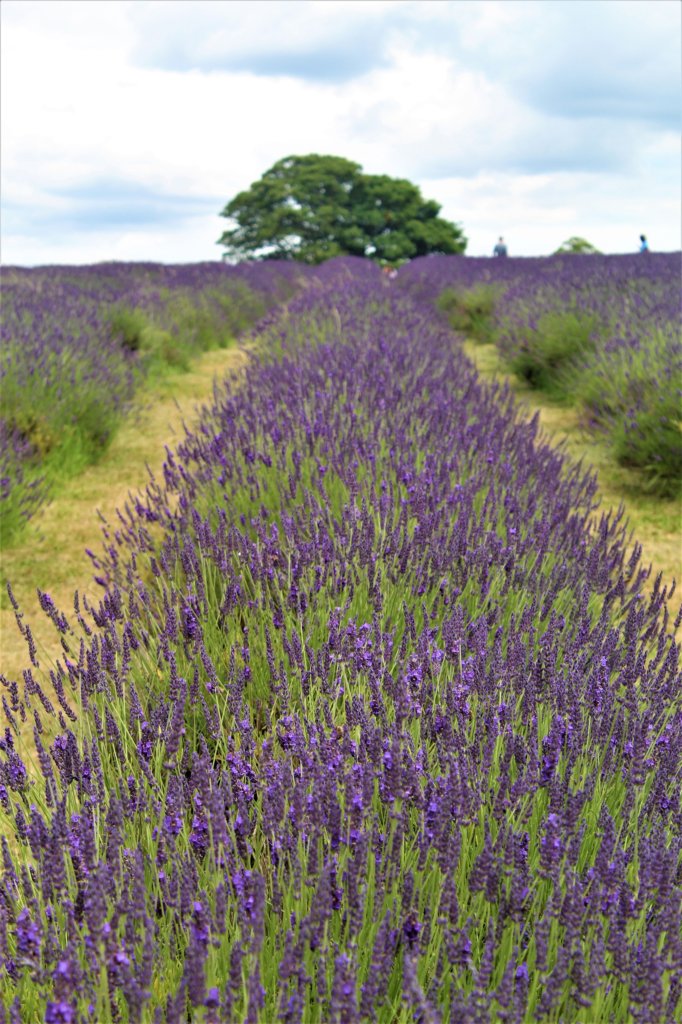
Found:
<box><xmin>1</xmin><ymin>0</ymin><xmax>680</xmax><ymax>265</ymax></box>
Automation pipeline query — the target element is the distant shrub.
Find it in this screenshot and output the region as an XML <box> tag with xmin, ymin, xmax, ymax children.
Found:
<box><xmin>160</xmin><ymin>283</ymin><xmax>268</xmax><ymax>352</ymax></box>
<box><xmin>554</xmin><ymin>236</ymin><xmax>601</xmax><ymax>254</ymax></box>
<box><xmin>107</xmin><ymin>305</ymin><xmax>188</xmax><ymax>370</ymax></box>
<box><xmin>108</xmin><ymin>305</ymin><xmax>149</xmax><ymax>352</ymax></box>
<box><xmin>0</xmin><ymin>344</ymin><xmax>125</xmax><ymax>543</ymax></box>
<box><xmin>108</xmin><ymin>281</ymin><xmax>270</xmax><ymax>370</ymax></box>
<box><xmin>508</xmin><ymin>308</ymin><xmax>600</xmax><ymax>395</ymax></box>
<box><xmin>0</xmin><ymin>422</ymin><xmax>47</xmax><ymax>545</ymax></box>
<box><xmin>436</xmin><ymin>282</ymin><xmax>501</xmax><ymax>343</ymax></box>
<box><xmin>612</xmin><ymin>405</ymin><xmax>682</xmax><ymax>498</ymax></box>
<box><xmin>578</xmin><ymin>327</ymin><xmax>682</xmax><ymax>498</ymax></box>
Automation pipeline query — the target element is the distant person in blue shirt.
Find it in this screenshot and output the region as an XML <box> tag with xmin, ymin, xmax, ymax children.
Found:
<box><xmin>639</xmin><ymin>234</ymin><xmax>649</xmax><ymax>252</ymax></box>
<box><xmin>493</xmin><ymin>236</ymin><xmax>508</xmax><ymax>257</ymax></box>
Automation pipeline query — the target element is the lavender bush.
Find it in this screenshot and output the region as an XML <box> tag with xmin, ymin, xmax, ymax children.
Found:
<box><xmin>398</xmin><ymin>252</ymin><xmax>682</xmax><ymax>497</ymax></box>
<box><xmin>577</xmin><ymin>325</ymin><xmax>682</xmax><ymax>498</ymax></box>
<box><xmin>0</xmin><ymin>261</ymin><xmax>306</xmax><ymax>544</ymax></box>
<box><xmin>2</xmin><ymin>258</ymin><xmax>680</xmax><ymax>1022</ymax></box>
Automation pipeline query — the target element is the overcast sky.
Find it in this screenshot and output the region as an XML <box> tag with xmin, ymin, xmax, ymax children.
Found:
<box><xmin>1</xmin><ymin>0</ymin><xmax>680</xmax><ymax>265</ymax></box>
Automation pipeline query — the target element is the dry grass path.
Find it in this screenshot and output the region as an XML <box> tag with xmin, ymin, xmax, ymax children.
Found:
<box><xmin>0</xmin><ymin>347</ymin><xmax>248</xmax><ymax>683</ymax></box>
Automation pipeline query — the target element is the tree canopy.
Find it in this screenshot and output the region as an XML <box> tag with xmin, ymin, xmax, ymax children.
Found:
<box><xmin>218</xmin><ymin>154</ymin><xmax>467</xmax><ymax>264</ymax></box>
<box><xmin>554</xmin><ymin>236</ymin><xmax>601</xmax><ymax>255</ymax></box>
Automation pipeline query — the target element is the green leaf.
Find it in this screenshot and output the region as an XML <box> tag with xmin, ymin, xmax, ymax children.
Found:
<box><xmin>218</xmin><ymin>154</ymin><xmax>467</xmax><ymax>263</ymax></box>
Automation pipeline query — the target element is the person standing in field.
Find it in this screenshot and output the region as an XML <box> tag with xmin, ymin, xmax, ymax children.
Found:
<box><xmin>639</xmin><ymin>234</ymin><xmax>649</xmax><ymax>252</ymax></box>
<box><xmin>493</xmin><ymin>236</ymin><xmax>508</xmax><ymax>257</ymax></box>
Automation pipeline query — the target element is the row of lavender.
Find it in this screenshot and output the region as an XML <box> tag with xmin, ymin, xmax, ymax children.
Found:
<box><xmin>397</xmin><ymin>252</ymin><xmax>682</xmax><ymax>497</ymax></box>
<box><xmin>0</xmin><ymin>261</ymin><xmax>307</xmax><ymax>543</ymax></box>
<box><xmin>1</xmin><ymin>257</ymin><xmax>681</xmax><ymax>1021</ymax></box>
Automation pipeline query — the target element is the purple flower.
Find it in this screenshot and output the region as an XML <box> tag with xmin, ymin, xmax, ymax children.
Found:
<box><xmin>403</xmin><ymin>912</ymin><xmax>422</xmax><ymax>948</ymax></box>
<box><xmin>16</xmin><ymin>907</ymin><xmax>41</xmax><ymax>958</ymax></box>
<box><xmin>189</xmin><ymin>814</ymin><xmax>209</xmax><ymax>856</ymax></box>
<box><xmin>2</xmin><ymin>254</ymin><xmax>680</xmax><ymax>1019</ymax></box>
<box><xmin>164</xmin><ymin>813</ymin><xmax>183</xmax><ymax>837</ymax></box>
<box><xmin>205</xmin><ymin>986</ymin><xmax>220</xmax><ymax>1008</ymax></box>
<box><xmin>191</xmin><ymin>901</ymin><xmax>210</xmax><ymax>946</ymax></box>
<box><xmin>1</xmin><ymin>750</ymin><xmax>27</xmax><ymax>792</ymax></box>
<box><xmin>44</xmin><ymin>1002</ymin><xmax>74</xmax><ymax>1023</ymax></box>
<box><xmin>540</xmin><ymin>812</ymin><xmax>564</xmax><ymax>870</ymax></box>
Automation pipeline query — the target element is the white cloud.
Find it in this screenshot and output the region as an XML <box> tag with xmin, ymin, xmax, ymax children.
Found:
<box><xmin>1</xmin><ymin>0</ymin><xmax>679</xmax><ymax>265</ymax></box>
<box><xmin>129</xmin><ymin>0</ymin><xmax>405</xmax><ymax>80</ymax></box>
<box><xmin>434</xmin><ymin>169</ymin><xmax>679</xmax><ymax>257</ymax></box>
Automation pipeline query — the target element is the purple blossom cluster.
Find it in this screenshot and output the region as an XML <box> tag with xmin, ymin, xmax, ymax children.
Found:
<box><xmin>0</xmin><ymin>261</ymin><xmax>308</xmax><ymax>534</ymax></box>
<box><xmin>1</xmin><ymin>257</ymin><xmax>681</xmax><ymax>1022</ymax></box>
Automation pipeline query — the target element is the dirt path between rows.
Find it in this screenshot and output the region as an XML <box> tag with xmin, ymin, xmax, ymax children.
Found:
<box><xmin>0</xmin><ymin>347</ymin><xmax>248</xmax><ymax>684</ymax></box>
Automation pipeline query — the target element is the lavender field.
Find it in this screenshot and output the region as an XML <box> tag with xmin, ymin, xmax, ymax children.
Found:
<box><xmin>400</xmin><ymin>252</ymin><xmax>681</xmax><ymax>499</ymax></box>
<box><xmin>1</xmin><ymin>256</ymin><xmax>681</xmax><ymax>1022</ymax></box>
<box><xmin>0</xmin><ymin>261</ymin><xmax>307</xmax><ymax>544</ymax></box>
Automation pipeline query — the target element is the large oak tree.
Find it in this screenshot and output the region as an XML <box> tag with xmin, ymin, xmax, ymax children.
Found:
<box><xmin>218</xmin><ymin>154</ymin><xmax>467</xmax><ymax>263</ymax></box>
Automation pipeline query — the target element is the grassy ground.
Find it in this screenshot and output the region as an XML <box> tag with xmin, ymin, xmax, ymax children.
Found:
<box><xmin>0</xmin><ymin>347</ymin><xmax>248</xmax><ymax>684</ymax></box>
<box><xmin>463</xmin><ymin>340</ymin><xmax>682</xmax><ymax>631</ymax></box>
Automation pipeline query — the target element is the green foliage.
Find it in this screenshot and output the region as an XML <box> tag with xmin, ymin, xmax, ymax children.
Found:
<box><xmin>509</xmin><ymin>309</ymin><xmax>599</xmax><ymax>396</ymax></box>
<box><xmin>2</xmin><ymin>284</ymin><xmax>258</xmax><ymax>547</ymax></box>
<box><xmin>611</xmin><ymin>406</ymin><xmax>682</xmax><ymax>498</ymax></box>
<box><xmin>107</xmin><ymin>305</ymin><xmax>149</xmax><ymax>352</ymax></box>
<box><xmin>578</xmin><ymin>328</ymin><xmax>682</xmax><ymax>498</ymax></box>
<box><xmin>218</xmin><ymin>154</ymin><xmax>467</xmax><ymax>263</ymax></box>
<box><xmin>109</xmin><ymin>283</ymin><xmax>268</xmax><ymax>370</ymax></box>
<box><xmin>554</xmin><ymin>236</ymin><xmax>601</xmax><ymax>255</ymax></box>
<box><xmin>1</xmin><ymin>351</ymin><xmax>121</xmax><ymax>466</ymax></box>
<box><xmin>579</xmin><ymin>328</ymin><xmax>676</xmax><ymax>423</ymax></box>
<box><xmin>162</xmin><ymin>283</ymin><xmax>268</xmax><ymax>349</ymax></box>
<box><xmin>0</xmin><ymin>353</ymin><xmax>122</xmax><ymax>546</ymax></box>
<box><xmin>107</xmin><ymin>304</ymin><xmax>189</xmax><ymax>370</ymax></box>
<box><xmin>0</xmin><ymin>458</ymin><xmax>46</xmax><ymax>548</ymax></box>
<box><xmin>436</xmin><ymin>283</ymin><xmax>501</xmax><ymax>343</ymax></box>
